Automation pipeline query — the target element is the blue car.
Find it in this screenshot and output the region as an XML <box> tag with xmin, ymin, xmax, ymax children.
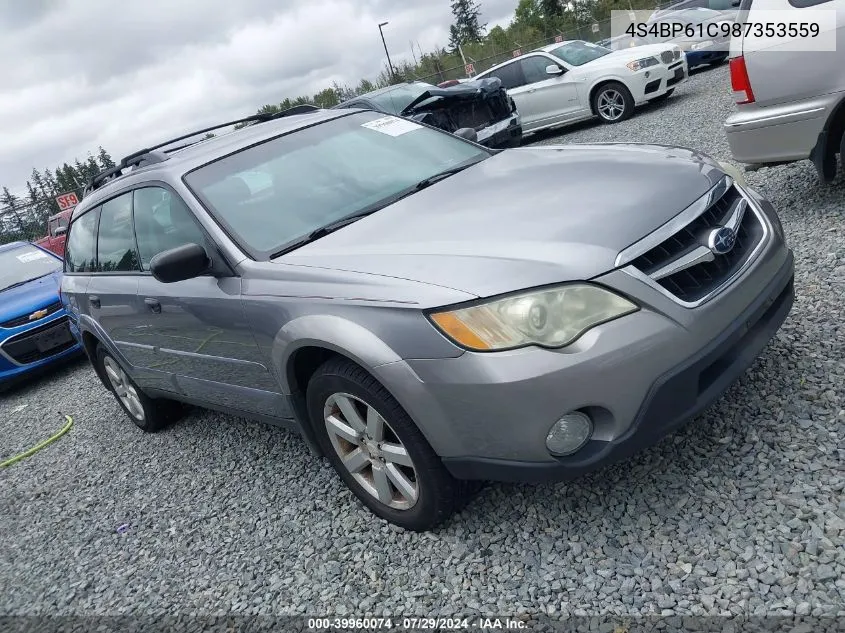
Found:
<box><xmin>0</xmin><ymin>242</ymin><xmax>82</xmax><ymax>389</ymax></box>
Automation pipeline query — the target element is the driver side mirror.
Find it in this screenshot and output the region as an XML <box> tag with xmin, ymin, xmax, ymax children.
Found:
<box><xmin>546</xmin><ymin>64</ymin><xmax>564</xmax><ymax>75</ymax></box>
<box><xmin>54</xmin><ymin>226</ymin><xmax>67</xmax><ymax>236</ymax></box>
<box><xmin>150</xmin><ymin>243</ymin><xmax>210</xmax><ymax>283</ymax></box>
<box><xmin>454</xmin><ymin>128</ymin><xmax>478</xmax><ymax>142</ymax></box>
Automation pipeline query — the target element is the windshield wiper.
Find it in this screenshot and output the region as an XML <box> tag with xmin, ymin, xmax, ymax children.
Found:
<box><xmin>0</xmin><ymin>273</ymin><xmax>54</xmax><ymax>293</ymax></box>
<box><xmin>270</xmin><ymin>209</ymin><xmax>383</xmax><ymax>258</ymax></box>
<box><xmin>269</xmin><ymin>160</ymin><xmax>484</xmax><ymax>258</ymax></box>
<box><xmin>413</xmin><ymin>163</ymin><xmax>476</xmax><ymax>191</ymax></box>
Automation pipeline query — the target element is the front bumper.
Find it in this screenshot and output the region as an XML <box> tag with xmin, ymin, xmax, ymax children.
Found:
<box><xmin>0</xmin><ymin>314</ymin><xmax>84</xmax><ymax>389</ymax></box>
<box><xmin>684</xmin><ymin>49</ymin><xmax>728</xmax><ymax>67</ymax></box>
<box><xmin>476</xmin><ymin>114</ymin><xmax>523</xmax><ymax>148</ymax></box>
<box><xmin>724</xmin><ymin>93</ymin><xmax>838</xmax><ymax>165</ymax></box>
<box><xmin>443</xmin><ymin>254</ymin><xmax>793</xmax><ymax>482</ymax></box>
<box><xmin>372</xmin><ymin>200</ymin><xmax>793</xmax><ymax>483</ymax></box>
<box><xmin>632</xmin><ymin>59</ymin><xmax>688</xmax><ymax>103</ymax></box>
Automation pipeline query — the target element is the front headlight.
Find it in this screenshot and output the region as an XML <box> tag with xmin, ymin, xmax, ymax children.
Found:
<box><xmin>429</xmin><ymin>284</ymin><xmax>638</xmax><ymax>352</ymax></box>
<box><xmin>626</xmin><ymin>56</ymin><xmax>659</xmax><ymax>71</ymax></box>
<box><xmin>691</xmin><ymin>40</ymin><xmax>715</xmax><ymax>50</ymax></box>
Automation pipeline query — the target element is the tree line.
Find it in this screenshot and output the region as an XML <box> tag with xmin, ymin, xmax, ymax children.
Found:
<box><xmin>242</xmin><ymin>0</ymin><xmax>658</xmax><ymax>118</ymax></box>
<box><xmin>0</xmin><ymin>147</ymin><xmax>116</xmax><ymax>244</ymax></box>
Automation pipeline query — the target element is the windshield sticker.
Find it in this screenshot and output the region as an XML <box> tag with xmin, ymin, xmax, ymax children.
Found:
<box><xmin>361</xmin><ymin>116</ymin><xmax>422</xmax><ymax>137</ymax></box>
<box><xmin>17</xmin><ymin>251</ymin><xmax>49</xmax><ymax>263</ymax></box>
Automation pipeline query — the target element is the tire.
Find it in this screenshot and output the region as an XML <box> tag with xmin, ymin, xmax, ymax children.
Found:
<box><xmin>592</xmin><ymin>82</ymin><xmax>635</xmax><ymax>124</ymax></box>
<box><xmin>307</xmin><ymin>357</ymin><xmax>470</xmax><ymax>531</ymax></box>
<box><xmin>96</xmin><ymin>345</ymin><xmax>181</xmax><ymax>432</ymax></box>
<box><xmin>649</xmin><ymin>88</ymin><xmax>674</xmax><ymax>104</ymax></box>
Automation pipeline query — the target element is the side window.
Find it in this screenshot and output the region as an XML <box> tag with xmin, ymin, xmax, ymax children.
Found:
<box><xmin>486</xmin><ymin>62</ymin><xmax>526</xmax><ymax>90</ymax></box>
<box><xmin>132</xmin><ymin>187</ymin><xmax>208</xmax><ymax>271</ymax></box>
<box><xmin>520</xmin><ymin>56</ymin><xmax>555</xmax><ymax>84</ymax></box>
<box><xmin>97</xmin><ymin>193</ymin><xmax>140</xmax><ymax>272</ymax></box>
<box><xmin>65</xmin><ymin>208</ymin><xmax>100</xmax><ymax>273</ymax></box>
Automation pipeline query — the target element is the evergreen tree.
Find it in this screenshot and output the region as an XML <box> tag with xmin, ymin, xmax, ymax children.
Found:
<box><xmin>97</xmin><ymin>146</ymin><xmax>116</xmax><ymax>169</ymax></box>
<box><xmin>0</xmin><ymin>187</ymin><xmax>25</xmax><ymax>233</ymax></box>
<box><xmin>450</xmin><ymin>0</ymin><xmax>486</xmax><ymax>45</ymax></box>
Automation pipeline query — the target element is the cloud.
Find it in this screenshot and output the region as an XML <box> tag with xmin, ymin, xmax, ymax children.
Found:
<box><xmin>0</xmin><ymin>0</ymin><xmax>516</xmax><ymax>193</ymax></box>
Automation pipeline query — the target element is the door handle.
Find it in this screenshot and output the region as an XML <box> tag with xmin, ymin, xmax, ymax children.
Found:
<box><xmin>88</xmin><ymin>295</ymin><xmax>100</xmax><ymax>309</ymax></box>
<box><xmin>144</xmin><ymin>298</ymin><xmax>162</xmax><ymax>314</ymax></box>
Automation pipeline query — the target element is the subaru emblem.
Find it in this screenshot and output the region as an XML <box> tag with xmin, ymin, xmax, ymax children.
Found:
<box><xmin>707</xmin><ymin>226</ymin><xmax>736</xmax><ymax>255</ymax></box>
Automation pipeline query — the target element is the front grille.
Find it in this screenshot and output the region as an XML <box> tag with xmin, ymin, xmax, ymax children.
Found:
<box><xmin>630</xmin><ymin>185</ymin><xmax>766</xmax><ymax>304</ymax></box>
<box><xmin>0</xmin><ymin>301</ymin><xmax>62</xmax><ymax>329</ymax></box>
<box><xmin>661</xmin><ymin>51</ymin><xmax>674</xmax><ymax>64</ymax></box>
<box><xmin>1</xmin><ymin>316</ymin><xmax>76</xmax><ymax>365</ymax></box>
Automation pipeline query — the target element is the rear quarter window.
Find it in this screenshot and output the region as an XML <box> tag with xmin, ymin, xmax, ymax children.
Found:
<box><xmin>65</xmin><ymin>208</ymin><xmax>100</xmax><ymax>273</ymax></box>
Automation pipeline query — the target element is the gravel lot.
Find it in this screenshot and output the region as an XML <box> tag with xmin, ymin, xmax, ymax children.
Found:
<box><xmin>1</xmin><ymin>66</ymin><xmax>844</xmax><ymax>623</ymax></box>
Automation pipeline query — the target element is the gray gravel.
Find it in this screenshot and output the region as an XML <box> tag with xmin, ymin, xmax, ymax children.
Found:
<box><xmin>1</xmin><ymin>66</ymin><xmax>844</xmax><ymax>624</ymax></box>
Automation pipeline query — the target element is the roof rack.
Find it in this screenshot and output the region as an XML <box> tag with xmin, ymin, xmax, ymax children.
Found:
<box><xmin>83</xmin><ymin>104</ymin><xmax>320</xmax><ymax>195</ymax></box>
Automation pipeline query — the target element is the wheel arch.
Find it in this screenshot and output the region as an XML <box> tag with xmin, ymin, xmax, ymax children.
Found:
<box><xmin>810</xmin><ymin>93</ymin><xmax>845</xmax><ymax>183</ymax></box>
<box><xmin>588</xmin><ymin>77</ymin><xmax>632</xmax><ymax>116</ymax></box>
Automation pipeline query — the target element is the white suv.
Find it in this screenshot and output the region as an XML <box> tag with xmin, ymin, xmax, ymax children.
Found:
<box><xmin>474</xmin><ymin>40</ymin><xmax>686</xmax><ymax>134</ymax></box>
<box><xmin>723</xmin><ymin>0</ymin><xmax>845</xmax><ymax>181</ymax></box>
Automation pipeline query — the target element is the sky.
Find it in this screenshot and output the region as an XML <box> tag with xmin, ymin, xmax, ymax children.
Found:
<box><xmin>0</xmin><ymin>0</ymin><xmax>515</xmax><ymax>194</ymax></box>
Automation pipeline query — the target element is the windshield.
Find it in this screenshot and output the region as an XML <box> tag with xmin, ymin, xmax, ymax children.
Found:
<box><xmin>0</xmin><ymin>245</ymin><xmax>61</xmax><ymax>291</ymax></box>
<box><xmin>368</xmin><ymin>83</ymin><xmax>433</xmax><ymax>114</ymax></box>
<box><xmin>547</xmin><ymin>41</ymin><xmax>612</xmax><ymax>66</ymax></box>
<box><xmin>184</xmin><ymin>111</ymin><xmax>489</xmax><ymax>257</ymax></box>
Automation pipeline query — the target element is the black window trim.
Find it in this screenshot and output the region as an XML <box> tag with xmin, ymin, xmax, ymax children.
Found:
<box><xmin>64</xmin><ymin>180</ymin><xmax>234</xmax><ymax>277</ymax></box>
<box><xmin>182</xmin><ymin>109</ymin><xmax>493</xmax><ymax>262</ymax></box>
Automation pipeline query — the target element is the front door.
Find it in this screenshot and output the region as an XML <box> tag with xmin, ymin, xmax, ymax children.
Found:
<box><xmin>131</xmin><ymin>185</ymin><xmax>285</xmax><ymax>417</ymax></box>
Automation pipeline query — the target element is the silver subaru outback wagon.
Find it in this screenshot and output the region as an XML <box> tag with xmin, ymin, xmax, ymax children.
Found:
<box><xmin>61</xmin><ymin>106</ymin><xmax>794</xmax><ymax>531</ymax></box>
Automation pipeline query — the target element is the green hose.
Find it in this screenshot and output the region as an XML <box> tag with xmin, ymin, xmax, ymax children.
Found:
<box><xmin>0</xmin><ymin>414</ymin><xmax>74</xmax><ymax>469</ymax></box>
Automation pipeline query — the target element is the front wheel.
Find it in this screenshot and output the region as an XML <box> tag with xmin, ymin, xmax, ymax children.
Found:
<box><xmin>592</xmin><ymin>82</ymin><xmax>635</xmax><ymax>124</ymax></box>
<box><xmin>307</xmin><ymin>357</ymin><xmax>471</xmax><ymax>531</ymax></box>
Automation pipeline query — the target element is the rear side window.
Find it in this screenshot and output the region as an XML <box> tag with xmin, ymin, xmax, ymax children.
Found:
<box><xmin>65</xmin><ymin>208</ymin><xmax>100</xmax><ymax>273</ymax></box>
<box><xmin>486</xmin><ymin>62</ymin><xmax>526</xmax><ymax>90</ymax></box>
<box><xmin>97</xmin><ymin>193</ymin><xmax>140</xmax><ymax>272</ymax></box>
<box><xmin>132</xmin><ymin>187</ymin><xmax>207</xmax><ymax>270</ymax></box>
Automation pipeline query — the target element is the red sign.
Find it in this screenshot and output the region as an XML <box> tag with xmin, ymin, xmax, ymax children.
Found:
<box><xmin>512</xmin><ymin>48</ymin><xmax>522</xmax><ymax>58</ymax></box>
<box><xmin>465</xmin><ymin>62</ymin><xmax>475</xmax><ymax>75</ymax></box>
<box><xmin>55</xmin><ymin>192</ymin><xmax>79</xmax><ymax>211</ymax></box>
<box><xmin>555</xmin><ymin>35</ymin><xmax>563</xmax><ymax>43</ymax></box>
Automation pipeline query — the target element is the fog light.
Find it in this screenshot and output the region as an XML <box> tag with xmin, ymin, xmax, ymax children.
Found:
<box><xmin>545</xmin><ymin>412</ymin><xmax>593</xmax><ymax>456</ymax></box>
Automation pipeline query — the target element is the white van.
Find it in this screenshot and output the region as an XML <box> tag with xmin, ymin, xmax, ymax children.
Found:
<box><xmin>723</xmin><ymin>0</ymin><xmax>845</xmax><ymax>182</ymax></box>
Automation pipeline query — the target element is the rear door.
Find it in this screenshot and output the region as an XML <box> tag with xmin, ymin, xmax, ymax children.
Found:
<box><xmin>86</xmin><ymin>192</ymin><xmax>144</xmax><ymax>368</ymax></box>
<box><xmin>131</xmin><ymin>185</ymin><xmax>284</xmax><ymax>416</ymax></box>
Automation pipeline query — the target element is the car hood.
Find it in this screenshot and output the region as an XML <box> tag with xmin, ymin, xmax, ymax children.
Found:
<box><xmin>0</xmin><ymin>271</ymin><xmax>62</xmax><ymax>323</ymax></box>
<box><xmin>278</xmin><ymin>144</ymin><xmax>726</xmax><ymax>298</ymax></box>
<box><xmin>400</xmin><ymin>77</ymin><xmax>506</xmax><ymax>114</ymax></box>
<box><xmin>593</xmin><ymin>43</ymin><xmax>676</xmax><ymax>64</ymax></box>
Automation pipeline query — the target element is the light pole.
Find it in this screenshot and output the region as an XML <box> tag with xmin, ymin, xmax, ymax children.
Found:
<box><xmin>378</xmin><ymin>21</ymin><xmax>396</xmax><ymax>81</ymax></box>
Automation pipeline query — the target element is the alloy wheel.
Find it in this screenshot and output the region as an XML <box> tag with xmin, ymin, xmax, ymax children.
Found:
<box><xmin>323</xmin><ymin>392</ymin><xmax>419</xmax><ymax>510</ymax></box>
<box><xmin>597</xmin><ymin>89</ymin><xmax>625</xmax><ymax>121</ymax></box>
<box><xmin>103</xmin><ymin>356</ymin><xmax>145</xmax><ymax>422</ymax></box>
